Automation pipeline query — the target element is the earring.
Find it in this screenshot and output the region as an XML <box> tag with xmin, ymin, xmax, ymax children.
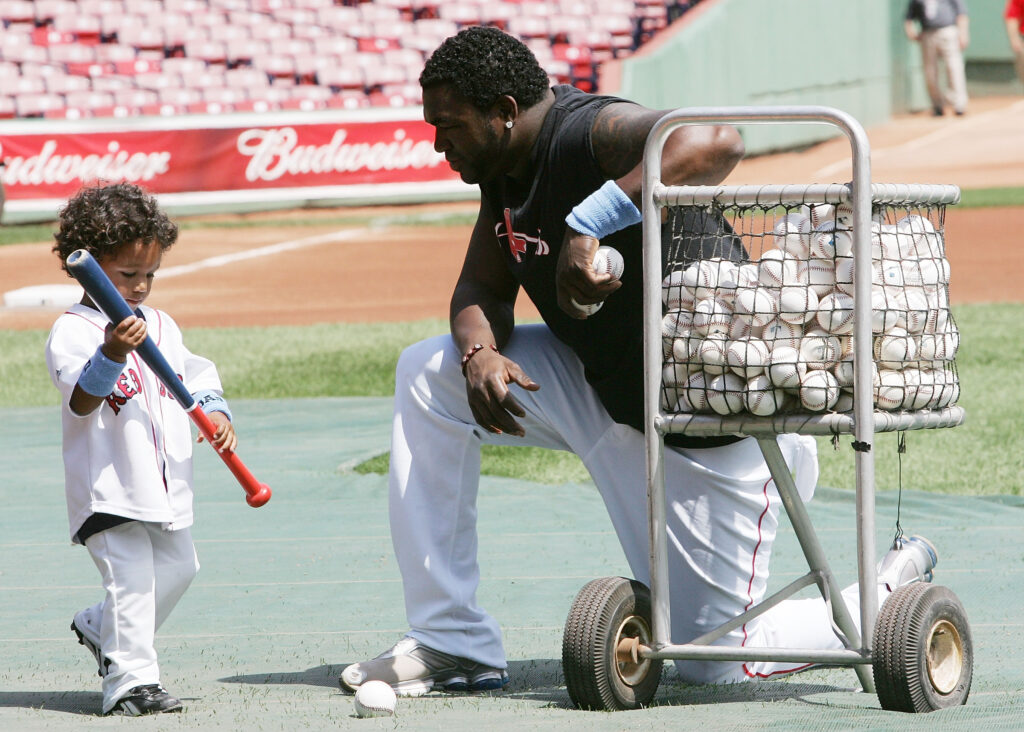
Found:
<box><xmin>505</xmin><ymin>120</ymin><xmax>514</xmax><ymax>129</ymax></box>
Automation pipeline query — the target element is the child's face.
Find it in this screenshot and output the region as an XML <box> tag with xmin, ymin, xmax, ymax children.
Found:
<box><xmin>97</xmin><ymin>240</ymin><xmax>162</xmax><ymax>310</ymax></box>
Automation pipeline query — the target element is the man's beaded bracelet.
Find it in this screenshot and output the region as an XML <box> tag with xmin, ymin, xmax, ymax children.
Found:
<box><xmin>460</xmin><ymin>343</ymin><xmax>499</xmax><ymax>375</ymax></box>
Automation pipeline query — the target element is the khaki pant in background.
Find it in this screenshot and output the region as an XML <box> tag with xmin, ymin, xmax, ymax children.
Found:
<box><xmin>920</xmin><ymin>25</ymin><xmax>968</xmax><ymax>114</ymax></box>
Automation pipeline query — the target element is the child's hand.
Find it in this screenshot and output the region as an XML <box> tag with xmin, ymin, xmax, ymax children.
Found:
<box><xmin>102</xmin><ymin>315</ymin><xmax>147</xmax><ymax>360</ymax></box>
<box><xmin>199</xmin><ymin>411</ymin><xmax>237</xmax><ymax>453</ymax></box>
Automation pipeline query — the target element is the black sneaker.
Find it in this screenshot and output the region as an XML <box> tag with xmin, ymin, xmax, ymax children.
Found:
<box><xmin>71</xmin><ymin>614</ymin><xmax>110</xmax><ymax>678</ymax></box>
<box><xmin>109</xmin><ymin>685</ymin><xmax>183</xmax><ymax>716</ymax></box>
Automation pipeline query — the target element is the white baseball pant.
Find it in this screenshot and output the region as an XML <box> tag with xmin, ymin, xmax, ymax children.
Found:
<box><xmin>389</xmin><ymin>323</ymin><xmax>876</xmax><ymax>684</ymax></box>
<box><xmin>78</xmin><ymin>522</ymin><xmax>199</xmax><ymax>712</ymax></box>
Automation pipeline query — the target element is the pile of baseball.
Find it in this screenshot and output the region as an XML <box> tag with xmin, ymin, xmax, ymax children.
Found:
<box><xmin>661</xmin><ymin>204</ymin><xmax>960</xmax><ymax>416</ymax></box>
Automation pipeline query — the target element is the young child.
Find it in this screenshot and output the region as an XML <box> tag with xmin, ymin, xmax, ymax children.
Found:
<box><xmin>45</xmin><ymin>182</ymin><xmax>236</xmax><ymax>716</ymax></box>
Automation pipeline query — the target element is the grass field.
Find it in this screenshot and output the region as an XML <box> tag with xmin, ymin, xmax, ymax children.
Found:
<box><xmin>5</xmin><ymin>302</ymin><xmax>1022</xmax><ymax>495</ymax></box>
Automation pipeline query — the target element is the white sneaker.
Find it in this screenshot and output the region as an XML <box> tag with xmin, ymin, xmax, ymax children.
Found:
<box><xmin>877</xmin><ymin>534</ymin><xmax>938</xmax><ymax>592</ymax></box>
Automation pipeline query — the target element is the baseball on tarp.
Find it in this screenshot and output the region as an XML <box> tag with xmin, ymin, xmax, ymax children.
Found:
<box><xmin>353</xmin><ymin>680</ymin><xmax>397</xmax><ymax>718</ymax></box>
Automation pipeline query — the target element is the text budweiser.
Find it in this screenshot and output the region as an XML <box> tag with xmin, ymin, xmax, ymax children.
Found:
<box><xmin>236</xmin><ymin>127</ymin><xmax>443</xmax><ymax>181</ymax></box>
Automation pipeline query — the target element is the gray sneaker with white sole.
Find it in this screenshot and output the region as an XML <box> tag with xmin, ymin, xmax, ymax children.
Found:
<box><xmin>339</xmin><ymin>636</ymin><xmax>509</xmax><ymax>697</ymax></box>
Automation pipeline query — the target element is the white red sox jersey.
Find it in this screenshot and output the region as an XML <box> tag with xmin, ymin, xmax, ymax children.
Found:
<box><xmin>45</xmin><ymin>303</ymin><xmax>224</xmax><ymax>543</ymax></box>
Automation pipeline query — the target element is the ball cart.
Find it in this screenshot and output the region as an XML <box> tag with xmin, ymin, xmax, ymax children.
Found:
<box><xmin>561</xmin><ymin>107</ymin><xmax>971</xmax><ymax>713</ymax></box>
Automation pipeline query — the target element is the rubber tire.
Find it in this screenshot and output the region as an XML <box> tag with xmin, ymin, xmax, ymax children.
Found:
<box><xmin>562</xmin><ymin>576</ymin><xmax>663</xmax><ymax>711</ymax></box>
<box><xmin>872</xmin><ymin>583</ymin><xmax>973</xmax><ymax>712</ymax></box>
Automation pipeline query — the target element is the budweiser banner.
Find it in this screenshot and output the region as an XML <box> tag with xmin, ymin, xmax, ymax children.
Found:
<box><xmin>0</xmin><ymin>108</ymin><xmax>472</xmax><ymax>221</ymax></box>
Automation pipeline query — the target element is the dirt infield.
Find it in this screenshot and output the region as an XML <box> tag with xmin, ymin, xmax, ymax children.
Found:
<box><xmin>1</xmin><ymin>97</ymin><xmax>1022</xmax><ymax>331</ymax></box>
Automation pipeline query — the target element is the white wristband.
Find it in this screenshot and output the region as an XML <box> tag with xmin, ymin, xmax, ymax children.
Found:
<box><xmin>565</xmin><ymin>180</ymin><xmax>641</xmax><ymax>240</ymax></box>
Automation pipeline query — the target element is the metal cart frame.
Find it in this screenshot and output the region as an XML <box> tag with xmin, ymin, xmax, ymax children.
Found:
<box><xmin>562</xmin><ymin>106</ymin><xmax>970</xmax><ymax>712</ymax></box>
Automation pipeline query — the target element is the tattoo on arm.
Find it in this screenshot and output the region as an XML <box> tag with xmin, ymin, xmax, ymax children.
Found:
<box><xmin>591</xmin><ymin>103</ymin><xmax>659</xmax><ymax>179</ymax></box>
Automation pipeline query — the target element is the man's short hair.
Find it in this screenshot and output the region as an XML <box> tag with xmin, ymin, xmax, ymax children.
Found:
<box><xmin>419</xmin><ymin>26</ymin><xmax>551</xmax><ymax>111</ymax></box>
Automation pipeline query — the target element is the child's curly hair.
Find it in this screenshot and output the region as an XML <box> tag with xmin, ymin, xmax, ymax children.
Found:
<box><xmin>53</xmin><ymin>182</ymin><xmax>178</xmax><ymax>276</ymax></box>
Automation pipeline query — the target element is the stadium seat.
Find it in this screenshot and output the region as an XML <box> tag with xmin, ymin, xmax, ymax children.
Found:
<box><xmin>34</xmin><ymin>0</ymin><xmax>77</xmax><ymax>25</ymax></box>
<box><xmin>0</xmin><ymin>96</ymin><xmax>16</xmax><ymax>118</ymax></box>
<box><xmin>43</xmin><ymin>73</ymin><xmax>92</xmax><ymax>95</ymax></box>
<box><xmin>0</xmin><ymin>0</ymin><xmax>35</xmax><ymax>25</ymax></box>
<box><xmin>65</xmin><ymin>90</ymin><xmax>116</xmax><ymax>111</ymax></box>
<box><xmin>15</xmin><ymin>92</ymin><xmax>65</xmax><ymax>117</ymax></box>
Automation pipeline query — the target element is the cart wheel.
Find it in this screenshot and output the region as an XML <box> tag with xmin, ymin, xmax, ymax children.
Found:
<box><xmin>562</xmin><ymin>576</ymin><xmax>662</xmax><ymax>711</ymax></box>
<box><xmin>872</xmin><ymin>583</ymin><xmax>973</xmax><ymax>712</ymax></box>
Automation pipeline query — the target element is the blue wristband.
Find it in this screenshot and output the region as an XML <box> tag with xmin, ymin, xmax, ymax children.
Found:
<box><xmin>193</xmin><ymin>389</ymin><xmax>232</xmax><ymax>421</ymax></box>
<box><xmin>78</xmin><ymin>345</ymin><xmax>124</xmax><ymax>397</ymax></box>
<box><xmin>565</xmin><ymin>179</ymin><xmax>642</xmax><ymax>240</ymax></box>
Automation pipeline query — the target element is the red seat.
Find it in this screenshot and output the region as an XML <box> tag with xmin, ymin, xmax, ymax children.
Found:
<box><xmin>65</xmin><ymin>62</ymin><xmax>113</xmax><ymax>78</ymax></box>
<box><xmin>113</xmin><ymin>58</ymin><xmax>162</xmax><ymax>76</ymax></box>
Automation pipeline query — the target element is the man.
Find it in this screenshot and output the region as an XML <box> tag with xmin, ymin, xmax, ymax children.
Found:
<box><xmin>905</xmin><ymin>0</ymin><xmax>970</xmax><ymax>116</ymax></box>
<box><xmin>1006</xmin><ymin>0</ymin><xmax>1024</xmax><ymax>87</ymax></box>
<box><xmin>339</xmin><ymin>26</ymin><xmax>938</xmax><ymax>696</ymax></box>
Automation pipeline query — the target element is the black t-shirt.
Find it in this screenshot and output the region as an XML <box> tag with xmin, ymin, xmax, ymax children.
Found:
<box><xmin>480</xmin><ymin>86</ymin><xmax>740</xmax><ymax>447</ymax></box>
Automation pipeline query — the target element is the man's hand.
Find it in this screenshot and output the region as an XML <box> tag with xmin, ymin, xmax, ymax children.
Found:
<box><xmin>556</xmin><ymin>230</ymin><xmax>622</xmax><ymax>319</ymax></box>
<box><xmin>462</xmin><ymin>348</ymin><xmax>540</xmax><ymax>436</ymax></box>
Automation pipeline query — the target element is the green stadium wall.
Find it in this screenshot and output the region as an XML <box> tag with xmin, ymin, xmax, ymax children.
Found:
<box><xmin>611</xmin><ymin>0</ymin><xmax>1019</xmax><ymax>156</ymax></box>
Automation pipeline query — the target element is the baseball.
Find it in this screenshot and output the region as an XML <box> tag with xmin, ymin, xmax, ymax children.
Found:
<box><xmin>684</xmin><ymin>260</ymin><xmax>720</xmax><ymax>301</ymax></box>
<box><xmin>571</xmin><ymin>297</ymin><xmax>603</xmax><ymax>316</ymax></box>
<box><xmin>693</xmin><ymin>297</ymin><xmax>733</xmax><ymax>336</ymax></box>
<box><xmin>662</xmin><ymin>269</ymin><xmax>695</xmax><ymax>311</ymax></box>
<box><xmin>799</xmin><ymin>369</ymin><xmax>840</xmax><ymax>412</ymax></box>
<box><xmin>871</xmin><ymin>288</ymin><xmax>902</xmax><ymax>334</ymax></box>
<box><xmin>697</xmin><ymin>333</ymin><xmax>730</xmax><ymax>375</ymax></box>
<box><xmin>777</xmin><ymin>286</ymin><xmax>817</xmax><ymax>325</ymax></box>
<box><xmin>815</xmin><ymin>292</ymin><xmax>855</xmax><ymax>335</ymax></box>
<box><xmin>805</xmin><ymin>202</ymin><xmax>834</xmax><ymax>229</ymax></box>
<box><xmin>804</xmin><ymin>258</ymin><xmax>835</xmax><ymax>297</ymax></box>
<box><xmin>733</xmin><ymin>287</ymin><xmax>778</xmax><ymax>328</ymax></box>
<box><xmin>832</xmin><ymin>356</ymin><xmax>855</xmax><ymax>387</ymax></box>
<box><xmin>773</xmin><ymin>213</ymin><xmax>811</xmax><ymax>258</ymax></box>
<box><xmin>833</xmin><ymin>256</ymin><xmax>855</xmax><ymax>296</ymax></box>
<box><xmin>683</xmin><ymin>370</ymin><xmax>711</xmax><ymax>412</ymax></box>
<box><xmin>726</xmin><ymin>337</ymin><xmax>770</xmax><ymax>380</ymax></box>
<box><xmin>757</xmin><ymin>249</ymin><xmax>802</xmax><ymax>288</ymax></box>
<box><xmin>799</xmin><ymin>330</ymin><xmax>842</xmax><ymax>371</ymax></box>
<box><xmin>706</xmin><ymin>372</ymin><xmax>745</xmax><ymax>415</ymax></box>
<box><xmin>593</xmin><ymin>246</ymin><xmax>624</xmax><ymax>280</ymax></box>
<box><xmin>761</xmin><ymin>319</ymin><xmax>804</xmax><ymax>352</ymax></box>
<box><xmin>354</xmin><ymin>680</ymin><xmax>397</xmax><ymax>718</ymax></box>
<box><xmin>873</xmin><ymin>328</ymin><xmax>917</xmax><ymax>370</ymax></box>
<box><xmin>662</xmin><ymin>310</ymin><xmax>694</xmax><ymax>359</ymax></box>
<box><xmin>745</xmin><ymin>373</ymin><xmax>787</xmax><ymax>417</ymax></box>
<box><xmin>764</xmin><ymin>345</ymin><xmax>806</xmax><ymax>389</ymax></box>
<box><xmin>710</xmin><ymin>258</ymin><xmax>740</xmax><ymax>296</ymax></box>
<box><xmin>874</xmin><ymin>369</ymin><xmax>908</xmax><ymax>411</ymax></box>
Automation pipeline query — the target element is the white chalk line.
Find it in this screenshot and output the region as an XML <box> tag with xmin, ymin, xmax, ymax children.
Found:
<box><xmin>1</xmin><ymin>226</ymin><xmax>371</xmax><ymax>307</ymax></box>
<box><xmin>813</xmin><ymin>99</ymin><xmax>1024</xmax><ymax>179</ymax></box>
<box><xmin>158</xmin><ymin>227</ymin><xmax>370</xmax><ymax>279</ymax></box>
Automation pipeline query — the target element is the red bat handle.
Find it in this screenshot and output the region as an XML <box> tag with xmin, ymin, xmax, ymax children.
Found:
<box><xmin>189</xmin><ymin>407</ymin><xmax>272</xmax><ymax>507</ymax></box>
